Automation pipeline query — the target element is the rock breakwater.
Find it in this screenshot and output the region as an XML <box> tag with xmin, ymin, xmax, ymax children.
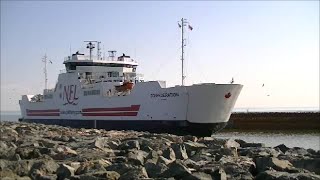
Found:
<box><xmin>1</xmin><ymin>122</ymin><xmax>319</xmax><ymax>180</ymax></box>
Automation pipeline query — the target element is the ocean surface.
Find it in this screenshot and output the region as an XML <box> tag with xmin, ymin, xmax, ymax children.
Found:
<box><xmin>1</xmin><ymin>108</ymin><xmax>319</xmax><ymax>150</ymax></box>
<box><xmin>214</xmin><ymin>132</ymin><xmax>320</xmax><ymax>150</ymax></box>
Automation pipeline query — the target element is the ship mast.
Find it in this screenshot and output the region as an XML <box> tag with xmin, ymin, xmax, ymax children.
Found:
<box><xmin>97</xmin><ymin>41</ymin><xmax>101</xmax><ymax>60</ymax></box>
<box><xmin>85</xmin><ymin>41</ymin><xmax>98</xmax><ymax>61</ymax></box>
<box><xmin>179</xmin><ymin>18</ymin><xmax>192</xmax><ymax>86</ymax></box>
<box><xmin>42</xmin><ymin>54</ymin><xmax>49</xmax><ymax>90</ymax></box>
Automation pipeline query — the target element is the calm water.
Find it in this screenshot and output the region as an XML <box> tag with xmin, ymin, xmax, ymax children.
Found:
<box><xmin>214</xmin><ymin>132</ymin><xmax>320</xmax><ymax>150</ymax></box>
<box><xmin>1</xmin><ymin>110</ymin><xmax>319</xmax><ymax>150</ymax></box>
<box><xmin>0</xmin><ymin>111</ymin><xmax>21</xmax><ymax>122</ymax></box>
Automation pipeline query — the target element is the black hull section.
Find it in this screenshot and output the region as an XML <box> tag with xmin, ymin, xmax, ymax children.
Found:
<box><xmin>19</xmin><ymin>119</ymin><xmax>228</xmax><ymax>136</ymax></box>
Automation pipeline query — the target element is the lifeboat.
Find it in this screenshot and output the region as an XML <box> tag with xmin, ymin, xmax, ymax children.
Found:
<box><xmin>115</xmin><ymin>81</ymin><xmax>134</xmax><ymax>92</ymax></box>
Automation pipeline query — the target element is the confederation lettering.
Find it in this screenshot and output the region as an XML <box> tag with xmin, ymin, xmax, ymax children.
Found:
<box><xmin>150</xmin><ymin>93</ymin><xmax>179</xmax><ymax>98</ymax></box>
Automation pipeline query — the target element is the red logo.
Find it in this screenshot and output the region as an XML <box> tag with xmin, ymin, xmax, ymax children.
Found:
<box><xmin>62</xmin><ymin>85</ymin><xmax>79</xmax><ymax>105</ymax></box>
<box><xmin>225</xmin><ymin>92</ymin><xmax>231</xmax><ymax>99</ymax></box>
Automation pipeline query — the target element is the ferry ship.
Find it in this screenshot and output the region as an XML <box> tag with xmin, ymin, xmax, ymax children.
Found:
<box><xmin>19</xmin><ymin>19</ymin><xmax>243</xmax><ymax>136</ymax></box>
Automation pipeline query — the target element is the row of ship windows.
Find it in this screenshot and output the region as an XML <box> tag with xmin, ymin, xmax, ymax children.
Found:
<box><xmin>84</xmin><ymin>90</ymin><xmax>100</xmax><ymax>96</ymax></box>
<box><xmin>44</xmin><ymin>94</ymin><xmax>53</xmax><ymax>99</ymax></box>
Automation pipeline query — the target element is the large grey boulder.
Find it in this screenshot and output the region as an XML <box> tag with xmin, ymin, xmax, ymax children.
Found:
<box><xmin>157</xmin><ymin>156</ymin><xmax>173</xmax><ymax>165</ymax></box>
<box><xmin>161</xmin><ymin>160</ymin><xmax>192</xmax><ymax>179</ymax></box>
<box><xmin>190</xmin><ymin>149</ymin><xmax>215</xmax><ymax>162</ymax></box>
<box><xmin>223</xmin><ymin>139</ymin><xmax>240</xmax><ymax>149</ymax></box>
<box><xmin>171</xmin><ymin>143</ymin><xmax>188</xmax><ymax>160</ymax></box>
<box><xmin>183</xmin><ymin>135</ymin><xmax>198</xmax><ymax>142</ymax></box>
<box><xmin>217</xmin><ymin>156</ymin><xmax>255</xmax><ymax>180</ymax></box>
<box><xmin>163</xmin><ymin>147</ymin><xmax>176</xmax><ymax>161</ymax></box>
<box><xmin>145</xmin><ymin>150</ymin><xmax>160</xmax><ymax>164</ymax></box>
<box><xmin>0</xmin><ymin>127</ymin><xmax>18</xmax><ymax>142</ymax></box>
<box><xmin>119</xmin><ymin>140</ymin><xmax>140</xmax><ymax>150</ymax></box>
<box><xmin>0</xmin><ymin>168</ymin><xmax>19</xmax><ymax>179</ymax></box>
<box><xmin>15</xmin><ymin>147</ymin><xmax>42</xmax><ymax>160</ymax></box>
<box><xmin>1</xmin><ymin>160</ymin><xmax>34</xmax><ymax>177</ymax></box>
<box><xmin>198</xmin><ymin>137</ymin><xmax>223</xmax><ymax>149</ymax></box>
<box><xmin>255</xmin><ymin>170</ymin><xmax>320</xmax><ymax>180</ymax></box>
<box><xmin>75</xmin><ymin>161</ymin><xmax>106</xmax><ymax>175</ymax></box>
<box><xmin>92</xmin><ymin>137</ymin><xmax>110</xmax><ymax>149</ymax></box>
<box><xmin>56</xmin><ymin>164</ymin><xmax>75</xmax><ymax>180</ymax></box>
<box><xmin>80</xmin><ymin>171</ymin><xmax>120</xmax><ymax>180</ymax></box>
<box><xmin>211</xmin><ymin>168</ymin><xmax>227</xmax><ymax>180</ymax></box>
<box><xmin>275</xmin><ymin>144</ymin><xmax>290</xmax><ymax>154</ymax></box>
<box><xmin>238</xmin><ymin>147</ymin><xmax>281</xmax><ymax>158</ymax></box>
<box><xmin>105</xmin><ymin>163</ymin><xmax>134</xmax><ymax>175</ymax></box>
<box><xmin>183</xmin><ymin>172</ymin><xmax>213</xmax><ymax>180</ymax></box>
<box><xmin>37</xmin><ymin>174</ymin><xmax>57</xmax><ymax>180</ymax></box>
<box><xmin>119</xmin><ymin>166</ymin><xmax>148</xmax><ymax>180</ymax></box>
<box><xmin>0</xmin><ymin>141</ymin><xmax>16</xmax><ymax>160</ymax></box>
<box><xmin>107</xmin><ymin>141</ymin><xmax>119</xmax><ymax>150</ymax></box>
<box><xmin>286</xmin><ymin>147</ymin><xmax>311</xmax><ymax>156</ymax></box>
<box><xmin>184</xmin><ymin>141</ymin><xmax>207</xmax><ymax>156</ymax></box>
<box><xmin>145</xmin><ymin>162</ymin><xmax>168</xmax><ymax>178</ymax></box>
<box><xmin>127</xmin><ymin>150</ymin><xmax>146</xmax><ymax>166</ymax></box>
<box><xmin>255</xmin><ymin>156</ymin><xmax>293</xmax><ymax>172</ymax></box>
<box><xmin>29</xmin><ymin>160</ymin><xmax>59</xmax><ymax>179</ymax></box>
<box><xmin>289</xmin><ymin>157</ymin><xmax>320</xmax><ymax>175</ymax></box>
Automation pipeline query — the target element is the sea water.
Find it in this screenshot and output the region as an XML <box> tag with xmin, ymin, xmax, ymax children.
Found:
<box><xmin>214</xmin><ymin>131</ymin><xmax>320</xmax><ymax>150</ymax></box>
<box><xmin>0</xmin><ymin>111</ymin><xmax>21</xmax><ymax>122</ymax></box>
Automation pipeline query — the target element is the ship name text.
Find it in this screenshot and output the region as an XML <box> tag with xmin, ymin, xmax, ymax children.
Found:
<box><xmin>150</xmin><ymin>92</ymin><xmax>179</xmax><ymax>98</ymax></box>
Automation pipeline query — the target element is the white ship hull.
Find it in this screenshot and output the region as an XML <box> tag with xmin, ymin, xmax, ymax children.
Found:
<box><xmin>19</xmin><ymin>73</ymin><xmax>242</xmax><ymax>136</ymax></box>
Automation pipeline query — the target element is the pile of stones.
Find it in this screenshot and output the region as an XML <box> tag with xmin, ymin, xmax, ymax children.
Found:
<box><xmin>0</xmin><ymin>122</ymin><xmax>319</xmax><ymax>180</ymax></box>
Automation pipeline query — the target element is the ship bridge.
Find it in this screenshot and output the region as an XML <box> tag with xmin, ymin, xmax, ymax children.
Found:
<box><xmin>61</xmin><ymin>41</ymin><xmax>143</xmax><ymax>84</ymax></box>
<box><xmin>63</xmin><ymin>52</ymin><xmax>139</xmax><ymax>72</ymax></box>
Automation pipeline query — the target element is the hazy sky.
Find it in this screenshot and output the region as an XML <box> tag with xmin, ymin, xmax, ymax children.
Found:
<box><xmin>1</xmin><ymin>1</ymin><xmax>319</xmax><ymax>111</ymax></box>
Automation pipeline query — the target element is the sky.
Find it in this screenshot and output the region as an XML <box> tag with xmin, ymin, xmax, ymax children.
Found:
<box><xmin>1</xmin><ymin>1</ymin><xmax>319</xmax><ymax>111</ymax></box>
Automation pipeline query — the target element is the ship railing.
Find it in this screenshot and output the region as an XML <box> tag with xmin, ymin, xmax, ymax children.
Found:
<box><xmin>64</xmin><ymin>55</ymin><xmax>100</xmax><ymax>61</ymax></box>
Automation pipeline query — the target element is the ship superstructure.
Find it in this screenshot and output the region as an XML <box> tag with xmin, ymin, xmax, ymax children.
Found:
<box><xmin>19</xmin><ymin>19</ymin><xmax>243</xmax><ymax>136</ymax></box>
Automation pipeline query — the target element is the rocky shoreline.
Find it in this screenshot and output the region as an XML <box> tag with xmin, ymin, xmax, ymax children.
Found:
<box><xmin>1</xmin><ymin>122</ymin><xmax>319</xmax><ymax>180</ymax></box>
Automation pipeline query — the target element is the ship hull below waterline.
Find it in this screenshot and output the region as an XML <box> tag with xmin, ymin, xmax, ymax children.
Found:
<box><xmin>19</xmin><ymin>118</ymin><xmax>228</xmax><ymax>136</ymax></box>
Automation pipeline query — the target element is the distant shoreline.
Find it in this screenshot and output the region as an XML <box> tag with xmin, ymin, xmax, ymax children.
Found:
<box><xmin>228</xmin><ymin>112</ymin><xmax>320</xmax><ymax>130</ymax></box>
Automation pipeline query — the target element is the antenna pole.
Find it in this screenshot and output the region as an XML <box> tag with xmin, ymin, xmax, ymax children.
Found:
<box><xmin>85</xmin><ymin>41</ymin><xmax>97</xmax><ymax>61</ymax></box>
<box><xmin>180</xmin><ymin>18</ymin><xmax>186</xmax><ymax>86</ymax></box>
<box><xmin>42</xmin><ymin>54</ymin><xmax>48</xmax><ymax>90</ymax></box>
<box><xmin>97</xmin><ymin>41</ymin><xmax>101</xmax><ymax>60</ymax></box>
<box><xmin>69</xmin><ymin>44</ymin><xmax>72</xmax><ymax>60</ymax></box>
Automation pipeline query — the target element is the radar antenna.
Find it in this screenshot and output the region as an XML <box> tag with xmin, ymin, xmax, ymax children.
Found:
<box><xmin>108</xmin><ymin>50</ymin><xmax>117</xmax><ymax>61</ymax></box>
<box><xmin>84</xmin><ymin>41</ymin><xmax>99</xmax><ymax>61</ymax></box>
<box><xmin>178</xmin><ymin>18</ymin><xmax>193</xmax><ymax>86</ymax></box>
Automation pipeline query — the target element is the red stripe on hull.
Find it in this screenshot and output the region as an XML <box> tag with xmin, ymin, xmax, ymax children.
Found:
<box><xmin>27</xmin><ymin>109</ymin><xmax>60</xmax><ymax>113</ymax></box>
<box><xmin>82</xmin><ymin>112</ymin><xmax>138</xmax><ymax>116</ymax></box>
<box><xmin>82</xmin><ymin>105</ymin><xmax>140</xmax><ymax>112</ymax></box>
<box><xmin>27</xmin><ymin>113</ymin><xmax>60</xmax><ymax>116</ymax></box>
